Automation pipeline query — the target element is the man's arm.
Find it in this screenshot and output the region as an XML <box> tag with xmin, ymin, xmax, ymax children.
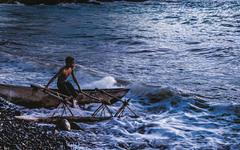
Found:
<box><xmin>45</xmin><ymin>67</ymin><xmax>63</xmax><ymax>88</ymax></box>
<box><xmin>72</xmin><ymin>70</ymin><xmax>81</xmax><ymax>92</ymax></box>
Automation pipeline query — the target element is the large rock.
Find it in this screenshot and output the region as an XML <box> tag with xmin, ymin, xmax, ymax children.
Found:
<box><xmin>55</xmin><ymin>119</ymin><xmax>71</xmax><ymax>131</ymax></box>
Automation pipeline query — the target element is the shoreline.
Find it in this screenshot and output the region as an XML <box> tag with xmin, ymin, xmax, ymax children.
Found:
<box><xmin>0</xmin><ymin>98</ymin><xmax>74</xmax><ymax>149</ymax></box>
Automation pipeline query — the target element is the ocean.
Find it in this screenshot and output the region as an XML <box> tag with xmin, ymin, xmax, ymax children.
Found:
<box><xmin>0</xmin><ymin>0</ymin><xmax>240</xmax><ymax>149</ymax></box>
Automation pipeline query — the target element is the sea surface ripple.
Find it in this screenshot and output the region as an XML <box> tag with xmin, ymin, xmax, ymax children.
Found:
<box><xmin>0</xmin><ymin>0</ymin><xmax>239</xmax><ymax>149</ymax></box>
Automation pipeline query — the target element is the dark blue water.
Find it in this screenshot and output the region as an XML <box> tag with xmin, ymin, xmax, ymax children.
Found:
<box><xmin>0</xmin><ymin>1</ymin><xmax>240</xmax><ymax>149</ymax></box>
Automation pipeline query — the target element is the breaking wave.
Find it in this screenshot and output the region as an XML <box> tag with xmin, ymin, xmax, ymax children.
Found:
<box><xmin>1</xmin><ymin>80</ymin><xmax>240</xmax><ymax>149</ymax></box>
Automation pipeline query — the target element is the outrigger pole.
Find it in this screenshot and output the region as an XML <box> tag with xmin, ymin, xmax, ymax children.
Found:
<box><xmin>95</xmin><ymin>88</ymin><xmax>138</xmax><ymax>118</ymax></box>
<box><xmin>31</xmin><ymin>84</ymin><xmax>74</xmax><ymax>117</ymax></box>
<box><xmin>31</xmin><ymin>84</ymin><xmax>138</xmax><ymax>118</ymax></box>
<box><xmin>32</xmin><ymin>84</ymin><xmax>114</xmax><ymax>118</ymax></box>
<box><xmin>78</xmin><ymin>91</ymin><xmax>113</xmax><ymax>117</ymax></box>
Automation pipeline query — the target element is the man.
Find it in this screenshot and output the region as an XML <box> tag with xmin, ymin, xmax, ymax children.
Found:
<box><xmin>45</xmin><ymin>56</ymin><xmax>81</xmax><ymax>107</ymax></box>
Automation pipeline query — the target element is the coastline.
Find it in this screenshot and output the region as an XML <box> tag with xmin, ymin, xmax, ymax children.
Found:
<box><xmin>0</xmin><ymin>0</ymin><xmax>239</xmax><ymax>149</ymax></box>
<box><xmin>0</xmin><ymin>98</ymin><xmax>73</xmax><ymax>149</ymax></box>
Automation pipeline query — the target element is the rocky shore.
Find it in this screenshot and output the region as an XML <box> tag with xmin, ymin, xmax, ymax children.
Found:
<box><xmin>0</xmin><ymin>0</ymin><xmax>147</xmax><ymax>5</ymax></box>
<box><xmin>0</xmin><ymin>98</ymin><xmax>76</xmax><ymax>149</ymax></box>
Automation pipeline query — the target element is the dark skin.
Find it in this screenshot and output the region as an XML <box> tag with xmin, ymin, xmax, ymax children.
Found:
<box><xmin>45</xmin><ymin>62</ymin><xmax>81</xmax><ymax>92</ymax></box>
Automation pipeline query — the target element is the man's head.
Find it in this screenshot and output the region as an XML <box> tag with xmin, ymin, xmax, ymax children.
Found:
<box><xmin>65</xmin><ymin>56</ymin><xmax>75</xmax><ymax>68</ymax></box>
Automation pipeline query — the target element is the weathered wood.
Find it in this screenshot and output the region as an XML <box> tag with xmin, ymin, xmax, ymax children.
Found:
<box><xmin>0</xmin><ymin>83</ymin><xmax>129</xmax><ymax>108</ymax></box>
<box><xmin>96</xmin><ymin>88</ymin><xmax>138</xmax><ymax>117</ymax></box>
<box><xmin>15</xmin><ymin>115</ymin><xmax>111</xmax><ymax>123</ymax></box>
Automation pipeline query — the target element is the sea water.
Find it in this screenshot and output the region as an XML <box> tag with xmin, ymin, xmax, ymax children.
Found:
<box><xmin>0</xmin><ymin>0</ymin><xmax>239</xmax><ymax>149</ymax></box>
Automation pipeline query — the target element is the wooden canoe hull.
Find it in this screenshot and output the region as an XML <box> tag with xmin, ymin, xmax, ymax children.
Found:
<box><xmin>15</xmin><ymin>115</ymin><xmax>111</xmax><ymax>123</ymax></box>
<box><xmin>0</xmin><ymin>84</ymin><xmax>129</xmax><ymax>108</ymax></box>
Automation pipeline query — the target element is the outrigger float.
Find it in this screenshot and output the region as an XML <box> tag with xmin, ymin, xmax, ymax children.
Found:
<box><xmin>0</xmin><ymin>83</ymin><xmax>138</xmax><ymax>123</ymax></box>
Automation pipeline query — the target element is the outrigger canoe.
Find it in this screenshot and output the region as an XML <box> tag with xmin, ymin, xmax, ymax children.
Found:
<box><xmin>0</xmin><ymin>83</ymin><xmax>129</xmax><ymax>108</ymax></box>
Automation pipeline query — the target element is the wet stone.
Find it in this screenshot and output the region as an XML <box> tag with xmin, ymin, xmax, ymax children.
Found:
<box><xmin>0</xmin><ymin>103</ymin><xmax>74</xmax><ymax>149</ymax></box>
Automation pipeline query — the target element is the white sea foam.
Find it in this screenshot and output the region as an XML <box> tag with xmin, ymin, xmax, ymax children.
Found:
<box><xmin>82</xmin><ymin>76</ymin><xmax>118</xmax><ymax>89</ymax></box>
<box><xmin>22</xmin><ymin>106</ymin><xmax>94</xmax><ymax>118</ymax></box>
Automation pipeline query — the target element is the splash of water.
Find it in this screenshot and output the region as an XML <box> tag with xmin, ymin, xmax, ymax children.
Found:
<box><xmin>81</xmin><ymin>76</ymin><xmax>119</xmax><ymax>89</ymax></box>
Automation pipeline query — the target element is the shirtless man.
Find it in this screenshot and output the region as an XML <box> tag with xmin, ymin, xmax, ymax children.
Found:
<box><xmin>45</xmin><ymin>56</ymin><xmax>81</xmax><ymax>106</ymax></box>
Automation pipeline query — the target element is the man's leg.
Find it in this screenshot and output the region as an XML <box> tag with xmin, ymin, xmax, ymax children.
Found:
<box><xmin>57</xmin><ymin>82</ymin><xmax>71</xmax><ymax>96</ymax></box>
<box><xmin>57</xmin><ymin>82</ymin><xmax>76</xmax><ymax>108</ymax></box>
<box><xmin>65</xmin><ymin>82</ymin><xmax>78</xmax><ymax>107</ymax></box>
<box><xmin>65</xmin><ymin>82</ymin><xmax>77</xmax><ymax>97</ymax></box>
